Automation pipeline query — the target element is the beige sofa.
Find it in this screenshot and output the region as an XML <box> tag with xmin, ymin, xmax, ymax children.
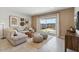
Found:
<box><xmin>5</xmin><ymin>28</ymin><xmax>28</xmax><ymax>46</ymax></box>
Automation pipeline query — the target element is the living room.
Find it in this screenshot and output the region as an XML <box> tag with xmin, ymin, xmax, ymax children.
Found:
<box><xmin>0</xmin><ymin>7</ymin><xmax>77</xmax><ymax>52</ymax></box>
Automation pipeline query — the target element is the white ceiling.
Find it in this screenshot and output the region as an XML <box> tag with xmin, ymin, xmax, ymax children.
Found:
<box><xmin>3</xmin><ymin>7</ymin><xmax>69</xmax><ymax>16</ymax></box>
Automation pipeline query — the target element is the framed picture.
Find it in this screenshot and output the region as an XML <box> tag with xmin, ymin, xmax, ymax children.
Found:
<box><xmin>9</xmin><ymin>16</ymin><xmax>18</xmax><ymax>27</ymax></box>
<box><xmin>20</xmin><ymin>22</ymin><xmax>25</xmax><ymax>26</ymax></box>
<box><xmin>20</xmin><ymin>18</ymin><xmax>24</xmax><ymax>21</ymax></box>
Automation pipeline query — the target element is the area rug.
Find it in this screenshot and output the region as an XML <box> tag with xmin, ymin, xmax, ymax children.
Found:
<box><xmin>0</xmin><ymin>35</ymin><xmax>53</xmax><ymax>52</ymax></box>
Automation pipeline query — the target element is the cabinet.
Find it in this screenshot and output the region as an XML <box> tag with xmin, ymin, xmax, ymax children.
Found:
<box><xmin>65</xmin><ymin>30</ymin><xmax>79</xmax><ymax>52</ymax></box>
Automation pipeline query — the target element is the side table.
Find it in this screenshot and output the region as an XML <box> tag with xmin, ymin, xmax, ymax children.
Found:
<box><xmin>25</xmin><ymin>32</ymin><xmax>34</xmax><ymax>38</ymax></box>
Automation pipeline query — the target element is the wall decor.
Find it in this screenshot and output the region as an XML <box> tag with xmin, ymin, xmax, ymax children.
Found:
<box><xmin>9</xmin><ymin>16</ymin><xmax>30</xmax><ymax>28</ymax></box>
<box><xmin>20</xmin><ymin>22</ymin><xmax>25</xmax><ymax>26</ymax></box>
<box><xmin>9</xmin><ymin>16</ymin><xmax>18</xmax><ymax>27</ymax></box>
<box><xmin>25</xmin><ymin>21</ymin><xmax>29</xmax><ymax>24</ymax></box>
<box><xmin>20</xmin><ymin>18</ymin><xmax>24</xmax><ymax>21</ymax></box>
<box><xmin>20</xmin><ymin>18</ymin><xmax>25</xmax><ymax>26</ymax></box>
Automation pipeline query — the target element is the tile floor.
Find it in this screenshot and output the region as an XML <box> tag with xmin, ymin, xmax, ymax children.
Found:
<box><xmin>0</xmin><ymin>35</ymin><xmax>73</xmax><ymax>52</ymax></box>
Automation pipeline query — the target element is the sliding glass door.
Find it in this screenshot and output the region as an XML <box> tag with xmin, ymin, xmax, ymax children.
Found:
<box><xmin>40</xmin><ymin>18</ymin><xmax>57</xmax><ymax>36</ymax></box>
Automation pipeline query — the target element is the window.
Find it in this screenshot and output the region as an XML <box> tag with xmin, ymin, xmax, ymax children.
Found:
<box><xmin>40</xmin><ymin>18</ymin><xmax>56</xmax><ymax>24</ymax></box>
<box><xmin>40</xmin><ymin>18</ymin><xmax>56</xmax><ymax>29</ymax></box>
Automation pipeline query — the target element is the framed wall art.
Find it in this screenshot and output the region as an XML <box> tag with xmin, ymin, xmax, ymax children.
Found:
<box><xmin>20</xmin><ymin>18</ymin><xmax>25</xmax><ymax>26</ymax></box>
<box><xmin>20</xmin><ymin>18</ymin><xmax>24</xmax><ymax>21</ymax></box>
<box><xmin>9</xmin><ymin>16</ymin><xmax>18</xmax><ymax>27</ymax></box>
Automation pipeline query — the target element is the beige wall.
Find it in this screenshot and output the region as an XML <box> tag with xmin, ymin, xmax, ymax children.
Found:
<box><xmin>31</xmin><ymin>8</ymin><xmax>74</xmax><ymax>38</ymax></box>
<box><xmin>31</xmin><ymin>16</ymin><xmax>37</xmax><ymax>31</ymax></box>
<box><xmin>59</xmin><ymin>8</ymin><xmax>74</xmax><ymax>38</ymax></box>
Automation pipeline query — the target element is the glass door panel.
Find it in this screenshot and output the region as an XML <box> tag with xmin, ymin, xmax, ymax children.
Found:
<box><xmin>40</xmin><ymin>18</ymin><xmax>57</xmax><ymax>36</ymax></box>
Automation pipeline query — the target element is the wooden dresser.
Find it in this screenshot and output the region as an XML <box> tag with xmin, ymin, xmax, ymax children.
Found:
<box><xmin>65</xmin><ymin>30</ymin><xmax>79</xmax><ymax>52</ymax></box>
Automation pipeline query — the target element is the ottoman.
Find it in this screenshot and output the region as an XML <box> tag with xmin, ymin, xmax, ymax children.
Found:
<box><xmin>33</xmin><ymin>33</ymin><xmax>43</xmax><ymax>43</ymax></box>
<box><xmin>40</xmin><ymin>32</ymin><xmax>48</xmax><ymax>40</ymax></box>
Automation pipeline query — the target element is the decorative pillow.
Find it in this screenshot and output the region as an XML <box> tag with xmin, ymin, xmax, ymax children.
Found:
<box><xmin>15</xmin><ymin>27</ymin><xmax>21</xmax><ymax>32</ymax></box>
<box><xmin>13</xmin><ymin>32</ymin><xmax>17</xmax><ymax>36</ymax></box>
<box><xmin>23</xmin><ymin>27</ymin><xmax>29</xmax><ymax>31</ymax></box>
<box><xmin>11</xmin><ymin>30</ymin><xmax>18</xmax><ymax>36</ymax></box>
